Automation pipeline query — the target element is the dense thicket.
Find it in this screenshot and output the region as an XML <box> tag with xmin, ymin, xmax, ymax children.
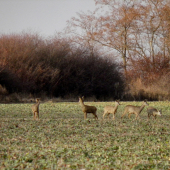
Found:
<box><xmin>0</xmin><ymin>34</ymin><xmax>123</xmax><ymax>100</ymax></box>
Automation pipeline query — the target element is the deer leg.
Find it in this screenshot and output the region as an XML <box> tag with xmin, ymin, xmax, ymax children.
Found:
<box><xmin>94</xmin><ymin>114</ymin><xmax>98</xmax><ymax>119</ymax></box>
<box><xmin>84</xmin><ymin>112</ymin><xmax>87</xmax><ymax>120</ymax></box>
<box><xmin>107</xmin><ymin>113</ymin><xmax>110</xmax><ymax>119</ymax></box>
<box><xmin>128</xmin><ymin>113</ymin><xmax>131</xmax><ymax>118</ymax></box>
<box><xmin>94</xmin><ymin>111</ymin><xmax>98</xmax><ymax>119</ymax></box>
<box><xmin>37</xmin><ymin>112</ymin><xmax>39</xmax><ymax>120</ymax></box>
<box><xmin>148</xmin><ymin>114</ymin><xmax>150</xmax><ymax>119</ymax></box>
<box><xmin>112</xmin><ymin>114</ymin><xmax>115</xmax><ymax>120</ymax></box>
<box><xmin>35</xmin><ymin>112</ymin><xmax>38</xmax><ymax>120</ymax></box>
<box><xmin>34</xmin><ymin>112</ymin><xmax>36</xmax><ymax>120</ymax></box>
<box><xmin>121</xmin><ymin>110</ymin><xmax>127</xmax><ymax>118</ymax></box>
<box><xmin>103</xmin><ymin>112</ymin><xmax>107</xmax><ymax>119</ymax></box>
<box><xmin>135</xmin><ymin>114</ymin><xmax>140</xmax><ymax>120</ymax></box>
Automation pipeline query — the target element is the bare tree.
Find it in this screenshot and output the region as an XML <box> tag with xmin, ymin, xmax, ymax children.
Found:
<box><xmin>67</xmin><ymin>0</ymin><xmax>141</xmax><ymax>79</ymax></box>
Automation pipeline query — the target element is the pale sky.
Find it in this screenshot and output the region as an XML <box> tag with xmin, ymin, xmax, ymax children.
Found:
<box><xmin>0</xmin><ymin>0</ymin><xmax>96</xmax><ymax>38</ymax></box>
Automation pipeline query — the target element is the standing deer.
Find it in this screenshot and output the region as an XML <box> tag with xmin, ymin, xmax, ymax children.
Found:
<box><xmin>103</xmin><ymin>100</ymin><xmax>120</xmax><ymax>120</ymax></box>
<box><xmin>79</xmin><ymin>96</ymin><xmax>98</xmax><ymax>120</ymax></box>
<box><xmin>31</xmin><ymin>98</ymin><xmax>40</xmax><ymax>120</ymax></box>
<box><xmin>147</xmin><ymin>106</ymin><xmax>162</xmax><ymax>119</ymax></box>
<box><xmin>121</xmin><ymin>100</ymin><xmax>148</xmax><ymax>120</ymax></box>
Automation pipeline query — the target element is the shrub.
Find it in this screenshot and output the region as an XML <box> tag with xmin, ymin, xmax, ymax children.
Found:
<box><xmin>0</xmin><ymin>33</ymin><xmax>124</xmax><ymax>100</ymax></box>
<box><xmin>52</xmin><ymin>48</ymin><xmax>124</xmax><ymax>99</ymax></box>
<box><xmin>0</xmin><ymin>66</ymin><xmax>22</xmax><ymax>93</ymax></box>
<box><xmin>127</xmin><ymin>54</ymin><xmax>170</xmax><ymax>100</ymax></box>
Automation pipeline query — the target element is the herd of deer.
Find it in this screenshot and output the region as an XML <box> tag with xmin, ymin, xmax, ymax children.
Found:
<box><xmin>31</xmin><ymin>97</ymin><xmax>162</xmax><ymax>120</ymax></box>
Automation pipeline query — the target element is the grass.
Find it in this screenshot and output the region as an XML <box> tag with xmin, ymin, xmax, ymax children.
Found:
<box><xmin>0</xmin><ymin>101</ymin><xmax>170</xmax><ymax>169</ymax></box>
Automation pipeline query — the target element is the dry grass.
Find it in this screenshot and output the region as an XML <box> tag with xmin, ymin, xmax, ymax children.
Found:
<box><xmin>128</xmin><ymin>76</ymin><xmax>170</xmax><ymax>100</ymax></box>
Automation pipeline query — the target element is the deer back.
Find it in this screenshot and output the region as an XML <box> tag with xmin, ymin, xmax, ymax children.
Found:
<box><xmin>125</xmin><ymin>105</ymin><xmax>141</xmax><ymax>113</ymax></box>
<box><xmin>84</xmin><ymin>104</ymin><xmax>97</xmax><ymax>113</ymax></box>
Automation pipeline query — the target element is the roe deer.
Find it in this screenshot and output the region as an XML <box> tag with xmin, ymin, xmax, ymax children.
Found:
<box><xmin>103</xmin><ymin>100</ymin><xmax>120</xmax><ymax>120</ymax></box>
<box><xmin>79</xmin><ymin>96</ymin><xmax>98</xmax><ymax>120</ymax></box>
<box><xmin>147</xmin><ymin>106</ymin><xmax>162</xmax><ymax>119</ymax></box>
<box><xmin>121</xmin><ymin>100</ymin><xmax>148</xmax><ymax>120</ymax></box>
<box><xmin>31</xmin><ymin>98</ymin><xmax>40</xmax><ymax>120</ymax></box>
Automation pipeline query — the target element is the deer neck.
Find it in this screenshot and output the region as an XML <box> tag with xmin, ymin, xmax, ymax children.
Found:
<box><xmin>36</xmin><ymin>103</ymin><xmax>40</xmax><ymax>108</ymax></box>
<box><xmin>139</xmin><ymin>103</ymin><xmax>145</xmax><ymax>114</ymax></box>
<box><xmin>115</xmin><ymin>103</ymin><xmax>119</xmax><ymax>110</ymax></box>
<box><xmin>79</xmin><ymin>99</ymin><xmax>85</xmax><ymax>108</ymax></box>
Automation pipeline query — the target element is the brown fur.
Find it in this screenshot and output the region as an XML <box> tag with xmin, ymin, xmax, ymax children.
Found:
<box><xmin>121</xmin><ymin>100</ymin><xmax>148</xmax><ymax>120</ymax></box>
<box><xmin>79</xmin><ymin>96</ymin><xmax>98</xmax><ymax>120</ymax></box>
<box><xmin>31</xmin><ymin>98</ymin><xmax>40</xmax><ymax>120</ymax></box>
<box><xmin>103</xmin><ymin>100</ymin><xmax>120</xmax><ymax>120</ymax></box>
<box><xmin>147</xmin><ymin>106</ymin><xmax>162</xmax><ymax>119</ymax></box>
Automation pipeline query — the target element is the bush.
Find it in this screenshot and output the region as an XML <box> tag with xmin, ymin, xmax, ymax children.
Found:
<box><xmin>52</xmin><ymin>48</ymin><xmax>124</xmax><ymax>100</ymax></box>
<box><xmin>0</xmin><ymin>66</ymin><xmax>22</xmax><ymax>93</ymax></box>
<box><xmin>126</xmin><ymin>54</ymin><xmax>170</xmax><ymax>100</ymax></box>
<box><xmin>0</xmin><ymin>34</ymin><xmax>60</xmax><ymax>93</ymax></box>
<box><xmin>0</xmin><ymin>33</ymin><xmax>124</xmax><ymax>100</ymax></box>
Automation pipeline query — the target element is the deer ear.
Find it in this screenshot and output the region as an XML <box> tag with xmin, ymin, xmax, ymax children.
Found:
<box><xmin>117</xmin><ymin>100</ymin><xmax>121</xmax><ymax>104</ymax></box>
<box><xmin>82</xmin><ymin>96</ymin><xmax>84</xmax><ymax>100</ymax></box>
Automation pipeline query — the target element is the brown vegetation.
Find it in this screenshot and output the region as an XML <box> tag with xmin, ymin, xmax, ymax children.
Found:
<box><xmin>1</xmin><ymin>0</ymin><xmax>170</xmax><ymax>101</ymax></box>
<box><xmin>67</xmin><ymin>0</ymin><xmax>170</xmax><ymax>100</ymax></box>
<box><xmin>0</xmin><ymin>33</ymin><xmax>123</xmax><ymax>101</ymax></box>
<box><xmin>127</xmin><ymin>54</ymin><xmax>170</xmax><ymax>100</ymax></box>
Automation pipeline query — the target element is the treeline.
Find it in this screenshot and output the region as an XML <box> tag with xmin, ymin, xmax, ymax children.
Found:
<box><xmin>0</xmin><ymin>34</ymin><xmax>123</xmax><ymax>101</ymax></box>
<box><xmin>1</xmin><ymin>0</ymin><xmax>170</xmax><ymax>101</ymax></box>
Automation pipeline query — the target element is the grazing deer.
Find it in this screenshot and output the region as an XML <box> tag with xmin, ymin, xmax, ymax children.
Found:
<box><xmin>147</xmin><ymin>106</ymin><xmax>162</xmax><ymax>119</ymax></box>
<box><xmin>31</xmin><ymin>98</ymin><xmax>40</xmax><ymax>120</ymax></box>
<box><xmin>79</xmin><ymin>96</ymin><xmax>98</xmax><ymax>120</ymax></box>
<box><xmin>121</xmin><ymin>100</ymin><xmax>148</xmax><ymax>120</ymax></box>
<box><xmin>103</xmin><ymin>100</ymin><xmax>120</xmax><ymax>120</ymax></box>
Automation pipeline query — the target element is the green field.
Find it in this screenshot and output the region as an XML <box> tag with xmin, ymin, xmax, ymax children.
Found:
<box><xmin>0</xmin><ymin>101</ymin><xmax>170</xmax><ymax>169</ymax></box>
